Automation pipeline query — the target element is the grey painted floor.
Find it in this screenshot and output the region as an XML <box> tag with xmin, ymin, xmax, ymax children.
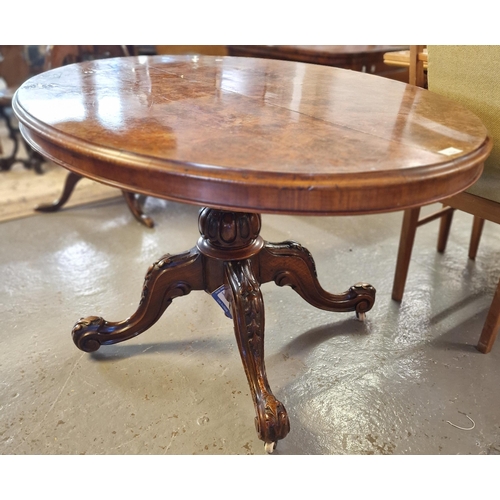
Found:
<box><xmin>1</xmin><ymin>176</ymin><xmax>500</xmax><ymax>458</ymax></box>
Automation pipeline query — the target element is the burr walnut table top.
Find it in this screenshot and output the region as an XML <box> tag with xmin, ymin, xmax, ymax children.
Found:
<box><xmin>13</xmin><ymin>55</ymin><xmax>492</xmax><ymax>215</ymax></box>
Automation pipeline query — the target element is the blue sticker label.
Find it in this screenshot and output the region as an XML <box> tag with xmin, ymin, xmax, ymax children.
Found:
<box><xmin>211</xmin><ymin>285</ymin><xmax>232</xmax><ymax>319</ymax></box>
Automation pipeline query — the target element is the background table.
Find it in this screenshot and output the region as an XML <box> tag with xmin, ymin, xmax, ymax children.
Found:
<box><xmin>227</xmin><ymin>45</ymin><xmax>410</xmax><ymax>82</ymax></box>
<box><xmin>13</xmin><ymin>55</ymin><xmax>491</xmax><ymax>452</ymax></box>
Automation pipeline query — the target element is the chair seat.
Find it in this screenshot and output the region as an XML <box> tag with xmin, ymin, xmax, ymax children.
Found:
<box><xmin>466</xmin><ymin>164</ymin><xmax>500</xmax><ymax>204</ymax></box>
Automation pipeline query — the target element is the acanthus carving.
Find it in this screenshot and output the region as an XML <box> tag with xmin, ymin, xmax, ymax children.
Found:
<box><xmin>225</xmin><ymin>260</ymin><xmax>290</xmax><ymax>444</ymax></box>
<box><xmin>259</xmin><ymin>240</ymin><xmax>376</xmax><ymax>315</ymax></box>
<box><xmin>349</xmin><ymin>282</ymin><xmax>376</xmax><ymax>316</ymax></box>
<box><xmin>71</xmin><ymin>248</ymin><xmax>204</xmax><ymax>354</ymax></box>
<box><xmin>72</xmin><ymin>316</ymin><xmax>106</xmax><ymax>353</ymax></box>
<box><xmin>140</xmin><ymin>254</ymin><xmax>173</xmax><ymax>306</ymax></box>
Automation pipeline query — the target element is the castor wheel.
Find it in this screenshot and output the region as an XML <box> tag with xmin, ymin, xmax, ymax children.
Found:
<box><xmin>356</xmin><ymin>311</ymin><xmax>366</xmax><ymax>322</ymax></box>
<box><xmin>264</xmin><ymin>441</ymin><xmax>277</xmax><ymax>454</ymax></box>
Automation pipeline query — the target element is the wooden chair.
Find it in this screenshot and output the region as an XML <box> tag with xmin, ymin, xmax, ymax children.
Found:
<box><xmin>392</xmin><ymin>45</ymin><xmax>500</xmax><ymax>353</ymax></box>
<box><xmin>34</xmin><ymin>46</ymin><xmax>154</xmax><ymax>228</ymax></box>
<box><xmin>383</xmin><ymin>45</ymin><xmax>427</xmax><ymax>87</ymax></box>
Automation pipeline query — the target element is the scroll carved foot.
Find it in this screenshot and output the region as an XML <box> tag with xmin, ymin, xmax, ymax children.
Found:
<box><xmin>72</xmin><ymin>248</ymin><xmax>204</xmax><ymax>352</ymax></box>
<box><xmin>35</xmin><ymin>171</ymin><xmax>82</xmax><ymax>212</ymax></box>
<box><xmin>225</xmin><ymin>260</ymin><xmax>290</xmax><ymax>447</ymax></box>
<box><xmin>259</xmin><ymin>241</ymin><xmax>376</xmax><ymax>318</ymax></box>
<box><xmin>122</xmin><ymin>190</ymin><xmax>154</xmax><ymax>228</ymax></box>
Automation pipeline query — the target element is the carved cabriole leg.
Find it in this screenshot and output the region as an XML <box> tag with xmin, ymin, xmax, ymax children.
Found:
<box><xmin>34</xmin><ymin>173</ymin><xmax>155</xmax><ymax>228</ymax></box>
<box><xmin>225</xmin><ymin>259</ymin><xmax>290</xmax><ymax>450</ymax></box>
<box><xmin>121</xmin><ymin>190</ymin><xmax>155</xmax><ymax>228</ymax></box>
<box><xmin>195</xmin><ymin>209</ymin><xmax>375</xmax><ymax>450</ymax></box>
<box><xmin>258</xmin><ymin>241</ymin><xmax>376</xmax><ymax>320</ymax></box>
<box><xmin>35</xmin><ymin>171</ymin><xmax>83</xmax><ymax>212</ymax></box>
<box><xmin>72</xmin><ymin>248</ymin><xmax>204</xmax><ymax>352</ymax></box>
<box><xmin>197</xmin><ymin>208</ymin><xmax>289</xmax><ymax>451</ymax></box>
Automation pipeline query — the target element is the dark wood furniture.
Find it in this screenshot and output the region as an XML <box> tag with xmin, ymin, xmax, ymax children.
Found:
<box><xmin>13</xmin><ymin>56</ymin><xmax>491</xmax><ymax>452</ymax></box>
<box><xmin>227</xmin><ymin>45</ymin><xmax>410</xmax><ymax>81</ymax></box>
<box><xmin>33</xmin><ymin>45</ymin><xmax>154</xmax><ymax>228</ymax></box>
<box><xmin>0</xmin><ymin>45</ymin><xmax>46</xmax><ymax>173</ymax></box>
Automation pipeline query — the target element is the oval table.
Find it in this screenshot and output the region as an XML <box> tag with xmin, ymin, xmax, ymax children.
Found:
<box><xmin>13</xmin><ymin>55</ymin><xmax>492</xmax><ymax>453</ymax></box>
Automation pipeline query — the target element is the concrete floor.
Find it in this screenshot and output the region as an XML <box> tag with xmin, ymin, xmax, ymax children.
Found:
<box><xmin>1</xmin><ymin>171</ymin><xmax>500</xmax><ymax>457</ymax></box>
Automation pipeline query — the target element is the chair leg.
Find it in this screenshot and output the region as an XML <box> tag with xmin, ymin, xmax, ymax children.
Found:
<box><xmin>468</xmin><ymin>216</ymin><xmax>485</xmax><ymax>260</ymax></box>
<box><xmin>477</xmin><ymin>277</ymin><xmax>500</xmax><ymax>353</ymax></box>
<box><xmin>392</xmin><ymin>207</ymin><xmax>420</xmax><ymax>302</ymax></box>
<box><xmin>437</xmin><ymin>204</ymin><xmax>454</xmax><ymax>253</ymax></box>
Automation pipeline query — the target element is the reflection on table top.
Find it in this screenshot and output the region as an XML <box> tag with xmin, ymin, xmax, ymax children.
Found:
<box><xmin>13</xmin><ymin>55</ymin><xmax>491</xmax><ymax>215</ymax></box>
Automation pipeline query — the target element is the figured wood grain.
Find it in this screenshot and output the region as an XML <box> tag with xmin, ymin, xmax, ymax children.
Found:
<box><xmin>13</xmin><ymin>55</ymin><xmax>491</xmax><ymax>215</ymax></box>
